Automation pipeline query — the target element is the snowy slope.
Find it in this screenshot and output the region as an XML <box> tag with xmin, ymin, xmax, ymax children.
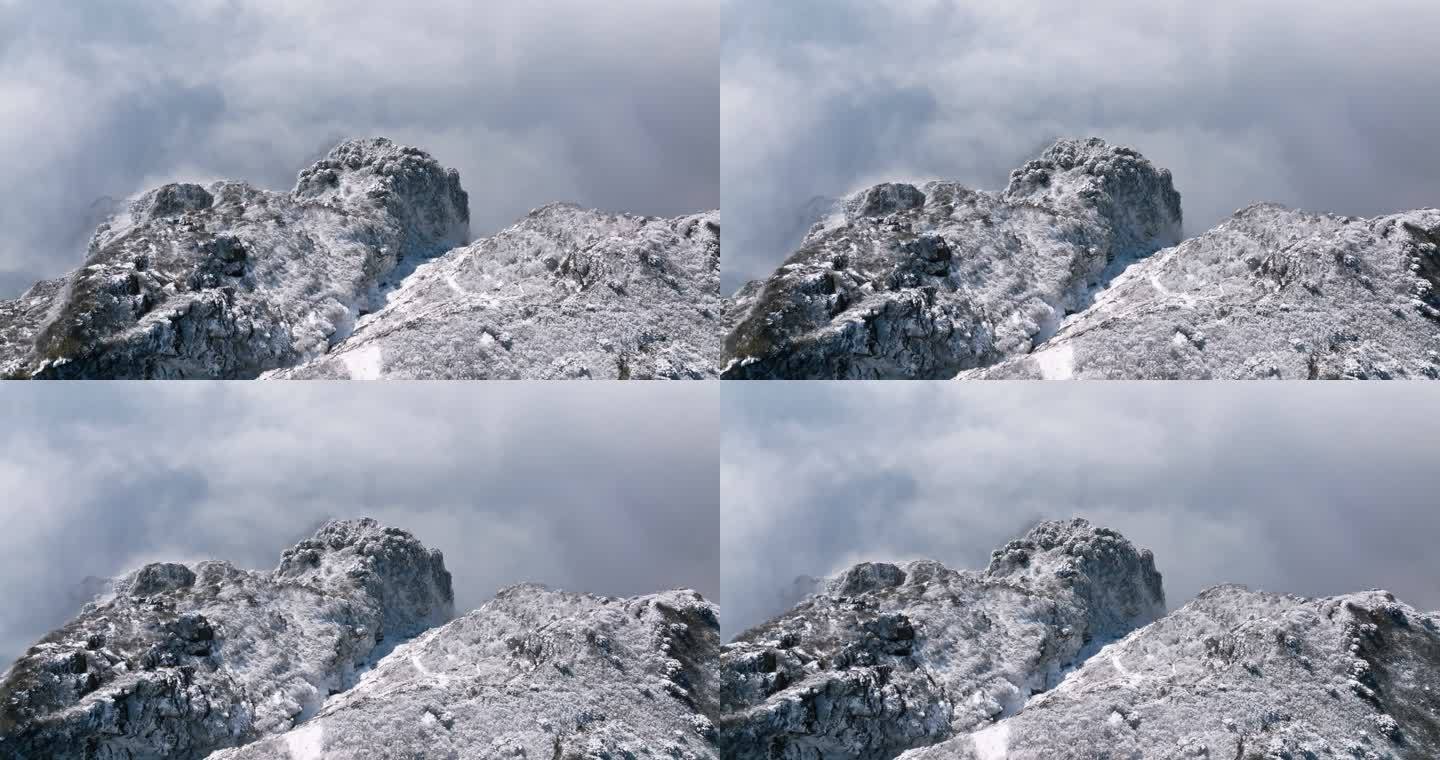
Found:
<box><xmin>269</xmin><ymin>206</ymin><xmax>721</xmax><ymax>379</ymax></box>
<box><xmin>965</xmin><ymin>204</ymin><xmax>1440</xmax><ymax>379</ymax></box>
<box><xmin>900</xmin><ymin>586</ymin><xmax>1440</xmax><ymax>759</ymax></box>
<box><xmin>723</xmin><ymin>138</ymin><xmax>1440</xmax><ymax>380</ymax></box>
<box><xmin>208</xmin><ymin>586</ymin><xmax>720</xmax><ymax>760</ymax></box>
<box><xmin>0</xmin><ymin>519</ymin><xmax>453</xmax><ymax>760</ymax></box>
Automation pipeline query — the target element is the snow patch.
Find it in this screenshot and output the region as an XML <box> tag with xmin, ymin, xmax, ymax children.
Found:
<box><xmin>283</xmin><ymin>720</ymin><xmax>324</xmax><ymax>760</ymax></box>
<box><xmin>339</xmin><ymin>343</ymin><xmax>383</xmax><ymax>380</ymax></box>
<box><xmin>1033</xmin><ymin>343</ymin><xmax>1074</xmax><ymax>380</ymax></box>
<box><xmin>972</xmin><ymin>722</ymin><xmax>1010</xmax><ymax>760</ymax></box>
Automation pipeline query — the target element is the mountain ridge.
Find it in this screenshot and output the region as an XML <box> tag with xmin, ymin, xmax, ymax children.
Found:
<box><xmin>720</xmin><ymin>518</ymin><xmax>1440</xmax><ymax>759</ymax></box>
<box><xmin>0</xmin><ymin>519</ymin><xmax>720</xmax><ymax>760</ymax></box>
<box><xmin>0</xmin><ymin>138</ymin><xmax>720</xmax><ymax>379</ymax></box>
<box><xmin>722</xmin><ymin>137</ymin><xmax>1440</xmax><ymax>379</ymax></box>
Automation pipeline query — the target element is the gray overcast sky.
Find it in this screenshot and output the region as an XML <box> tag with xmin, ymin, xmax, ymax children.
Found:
<box><xmin>0</xmin><ymin>383</ymin><xmax>717</xmax><ymax>667</ymax></box>
<box><xmin>722</xmin><ymin>383</ymin><xmax>1440</xmax><ymax>640</ymax></box>
<box><xmin>721</xmin><ymin>0</ymin><xmax>1440</xmax><ymax>293</ymax></box>
<box><xmin>0</xmin><ymin>0</ymin><xmax>719</xmax><ymax>298</ymax></box>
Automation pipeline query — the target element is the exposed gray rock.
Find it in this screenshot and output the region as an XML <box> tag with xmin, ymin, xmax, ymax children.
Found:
<box><xmin>900</xmin><ymin>586</ymin><xmax>1440</xmax><ymax>759</ymax></box>
<box><xmin>208</xmin><ymin>586</ymin><xmax>720</xmax><ymax>760</ymax></box>
<box><xmin>719</xmin><ymin>519</ymin><xmax>1165</xmax><ymax>759</ymax></box>
<box><xmin>722</xmin><ymin>138</ymin><xmax>1183</xmax><ymax>378</ymax></box>
<box><xmin>0</xmin><ymin>138</ymin><xmax>470</xmax><ymax>379</ymax></box>
<box><xmin>0</xmin><ymin>519</ymin><xmax>453</xmax><ymax>760</ymax></box>
<box><xmin>269</xmin><ymin>206</ymin><xmax>722</xmax><ymax>379</ymax></box>
<box><xmin>965</xmin><ymin>204</ymin><xmax>1440</xmax><ymax>379</ymax></box>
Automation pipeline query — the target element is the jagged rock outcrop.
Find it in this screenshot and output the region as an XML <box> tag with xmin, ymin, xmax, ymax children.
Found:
<box><xmin>719</xmin><ymin>519</ymin><xmax>1166</xmax><ymax>759</ymax></box>
<box><xmin>965</xmin><ymin>205</ymin><xmax>1440</xmax><ymax>379</ymax></box>
<box><xmin>0</xmin><ymin>519</ymin><xmax>453</xmax><ymax>760</ymax></box>
<box><xmin>900</xmin><ymin>586</ymin><xmax>1440</xmax><ymax>759</ymax></box>
<box><xmin>722</xmin><ymin>138</ymin><xmax>1183</xmax><ymax>379</ymax></box>
<box><xmin>0</xmin><ymin>139</ymin><xmax>721</xmax><ymax>380</ymax></box>
<box><xmin>0</xmin><ymin>138</ymin><xmax>470</xmax><ymax>379</ymax></box>
<box><xmin>269</xmin><ymin>206</ymin><xmax>721</xmax><ymax>379</ymax></box>
<box><xmin>208</xmin><ymin>586</ymin><xmax>720</xmax><ymax>760</ymax></box>
<box><xmin>723</xmin><ymin>137</ymin><xmax>1440</xmax><ymax>380</ymax></box>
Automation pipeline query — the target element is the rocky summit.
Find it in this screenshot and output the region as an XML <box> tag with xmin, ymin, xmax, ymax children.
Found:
<box><xmin>0</xmin><ymin>519</ymin><xmax>719</xmax><ymax>760</ymax></box>
<box><xmin>720</xmin><ymin>519</ymin><xmax>1440</xmax><ymax>759</ymax></box>
<box><xmin>722</xmin><ymin>137</ymin><xmax>1440</xmax><ymax>379</ymax></box>
<box><xmin>0</xmin><ymin>138</ymin><xmax>720</xmax><ymax>379</ymax></box>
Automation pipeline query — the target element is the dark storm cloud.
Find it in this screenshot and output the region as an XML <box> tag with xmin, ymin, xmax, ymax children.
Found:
<box><xmin>722</xmin><ymin>383</ymin><xmax>1440</xmax><ymax>639</ymax></box>
<box><xmin>0</xmin><ymin>383</ymin><xmax>718</xmax><ymax>666</ymax></box>
<box><xmin>0</xmin><ymin>0</ymin><xmax>719</xmax><ymax>297</ymax></box>
<box><xmin>721</xmin><ymin>0</ymin><xmax>1440</xmax><ymax>292</ymax></box>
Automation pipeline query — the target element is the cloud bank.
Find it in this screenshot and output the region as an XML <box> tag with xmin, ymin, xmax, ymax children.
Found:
<box><xmin>721</xmin><ymin>0</ymin><xmax>1440</xmax><ymax>292</ymax></box>
<box><xmin>0</xmin><ymin>0</ymin><xmax>719</xmax><ymax>297</ymax></box>
<box><xmin>722</xmin><ymin>383</ymin><xmax>1440</xmax><ymax>639</ymax></box>
<box><xmin>0</xmin><ymin>383</ymin><xmax>718</xmax><ymax>666</ymax></box>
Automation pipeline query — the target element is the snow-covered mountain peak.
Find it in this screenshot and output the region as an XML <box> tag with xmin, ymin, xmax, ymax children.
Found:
<box><xmin>985</xmin><ymin>518</ymin><xmax>1166</xmax><ymax>638</ymax></box>
<box><xmin>0</xmin><ymin>520</ymin><xmax>452</xmax><ymax>759</ymax></box>
<box><xmin>722</xmin><ymin>521</ymin><xmax>1440</xmax><ymax>760</ymax></box>
<box><xmin>293</xmin><ymin>137</ymin><xmax>470</xmax><ymax>256</ymax></box>
<box><xmin>721</xmin><ymin>138</ymin><xmax>1185</xmax><ymax>379</ymax></box>
<box><xmin>1</xmin><ymin>138</ymin><xmax>720</xmax><ymax>379</ymax></box>
<box><xmin>1001</xmin><ymin>138</ymin><xmax>1182</xmax><ymax>257</ymax></box>
<box><xmin>720</xmin><ymin>522</ymin><xmax>1168</xmax><ymax>759</ymax></box>
<box><xmin>274</xmin><ymin>518</ymin><xmax>454</xmax><ymax>641</ymax></box>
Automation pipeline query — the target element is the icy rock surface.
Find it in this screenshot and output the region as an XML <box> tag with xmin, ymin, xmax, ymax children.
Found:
<box><xmin>719</xmin><ymin>519</ymin><xmax>1165</xmax><ymax>759</ymax></box>
<box><xmin>966</xmin><ymin>204</ymin><xmax>1440</xmax><ymax>379</ymax></box>
<box><xmin>900</xmin><ymin>586</ymin><xmax>1440</xmax><ymax>759</ymax></box>
<box><xmin>721</xmin><ymin>138</ymin><xmax>1183</xmax><ymax>378</ymax></box>
<box><xmin>268</xmin><ymin>206</ymin><xmax>722</xmax><ymax>379</ymax></box>
<box><xmin>0</xmin><ymin>519</ymin><xmax>453</xmax><ymax>760</ymax></box>
<box><xmin>209</xmin><ymin>586</ymin><xmax>720</xmax><ymax>760</ymax></box>
<box><xmin>0</xmin><ymin>138</ymin><xmax>470</xmax><ymax>379</ymax></box>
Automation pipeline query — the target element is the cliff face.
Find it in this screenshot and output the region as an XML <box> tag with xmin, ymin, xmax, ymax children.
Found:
<box><xmin>721</xmin><ymin>520</ymin><xmax>1440</xmax><ymax>760</ymax></box>
<box><xmin>0</xmin><ymin>139</ymin><xmax>721</xmax><ymax>380</ymax></box>
<box><xmin>723</xmin><ymin>138</ymin><xmax>1440</xmax><ymax>380</ymax></box>
<box><xmin>0</xmin><ymin>519</ymin><xmax>454</xmax><ymax>760</ymax></box>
